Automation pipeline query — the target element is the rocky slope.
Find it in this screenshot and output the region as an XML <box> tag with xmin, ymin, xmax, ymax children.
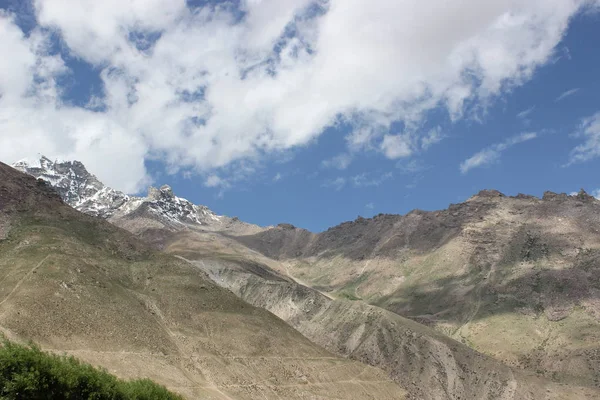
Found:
<box><xmin>161</xmin><ymin>229</ymin><xmax>599</xmax><ymax>400</ymax></box>
<box><xmin>234</xmin><ymin>189</ymin><xmax>600</xmax><ymax>389</ymax></box>
<box><xmin>0</xmin><ymin>161</ymin><xmax>406</xmax><ymax>400</ymax></box>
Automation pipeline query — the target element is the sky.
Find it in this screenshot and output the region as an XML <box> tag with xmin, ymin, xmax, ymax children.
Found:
<box><xmin>0</xmin><ymin>0</ymin><xmax>600</xmax><ymax>232</ymax></box>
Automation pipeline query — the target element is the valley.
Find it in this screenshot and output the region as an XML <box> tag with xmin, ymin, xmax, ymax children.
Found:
<box><xmin>7</xmin><ymin>156</ymin><xmax>600</xmax><ymax>399</ymax></box>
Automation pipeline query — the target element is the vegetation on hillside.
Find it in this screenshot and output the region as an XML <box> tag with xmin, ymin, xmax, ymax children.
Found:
<box><xmin>0</xmin><ymin>339</ymin><xmax>183</xmax><ymax>400</ymax></box>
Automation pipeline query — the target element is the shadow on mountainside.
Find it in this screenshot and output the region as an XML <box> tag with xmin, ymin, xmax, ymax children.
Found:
<box><xmin>373</xmin><ymin>247</ymin><xmax>600</xmax><ymax>387</ymax></box>
<box><xmin>379</xmin><ymin>247</ymin><xmax>600</xmax><ymax>324</ymax></box>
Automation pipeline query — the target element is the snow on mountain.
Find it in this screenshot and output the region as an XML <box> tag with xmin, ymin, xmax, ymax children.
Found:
<box><xmin>12</xmin><ymin>156</ymin><xmax>223</xmax><ymax>228</ymax></box>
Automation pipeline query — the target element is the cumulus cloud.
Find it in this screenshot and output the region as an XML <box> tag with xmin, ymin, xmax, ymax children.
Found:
<box><xmin>460</xmin><ymin>132</ymin><xmax>538</xmax><ymax>173</ymax></box>
<box><xmin>568</xmin><ymin>112</ymin><xmax>600</xmax><ymax>165</ymax></box>
<box><xmin>0</xmin><ymin>0</ymin><xmax>594</xmax><ymax>192</ymax></box>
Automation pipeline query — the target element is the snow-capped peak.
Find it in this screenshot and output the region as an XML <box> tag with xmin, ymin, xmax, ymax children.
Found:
<box><xmin>12</xmin><ymin>156</ymin><xmax>223</xmax><ymax>228</ymax></box>
<box><xmin>143</xmin><ymin>184</ymin><xmax>221</xmax><ymax>226</ymax></box>
<box><xmin>12</xmin><ymin>156</ymin><xmax>122</xmax><ymax>217</ymax></box>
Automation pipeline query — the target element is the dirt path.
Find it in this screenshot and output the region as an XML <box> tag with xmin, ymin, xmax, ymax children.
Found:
<box><xmin>136</xmin><ymin>291</ymin><xmax>237</xmax><ymax>400</ymax></box>
<box><xmin>0</xmin><ymin>254</ymin><xmax>51</xmax><ymax>308</ymax></box>
<box><xmin>67</xmin><ymin>349</ymin><xmax>341</xmax><ymax>361</ymax></box>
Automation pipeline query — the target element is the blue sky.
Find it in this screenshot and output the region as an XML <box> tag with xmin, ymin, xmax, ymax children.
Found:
<box><xmin>1</xmin><ymin>1</ymin><xmax>600</xmax><ymax>232</ymax></box>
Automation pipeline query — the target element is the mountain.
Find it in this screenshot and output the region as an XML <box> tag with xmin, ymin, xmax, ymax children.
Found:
<box><xmin>12</xmin><ymin>157</ymin><xmax>260</xmax><ymax>237</ymax></box>
<box><xmin>13</xmin><ymin>156</ymin><xmax>600</xmax><ymax>398</ymax></box>
<box><xmin>165</xmin><ymin>230</ymin><xmax>599</xmax><ymax>400</ymax></box>
<box><xmin>234</xmin><ymin>189</ymin><xmax>600</xmax><ymax>389</ymax></box>
<box><xmin>0</xmin><ymin>161</ymin><xmax>406</xmax><ymax>399</ymax></box>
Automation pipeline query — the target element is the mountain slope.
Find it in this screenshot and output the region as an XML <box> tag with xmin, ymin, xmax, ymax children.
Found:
<box><xmin>0</xmin><ymin>161</ymin><xmax>406</xmax><ymax>400</ymax></box>
<box><xmin>234</xmin><ymin>190</ymin><xmax>600</xmax><ymax>389</ymax></box>
<box><xmin>150</xmin><ymin>228</ymin><xmax>599</xmax><ymax>400</ymax></box>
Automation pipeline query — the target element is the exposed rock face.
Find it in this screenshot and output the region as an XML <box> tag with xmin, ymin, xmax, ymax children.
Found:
<box><xmin>11</xmin><ymin>157</ymin><xmax>125</xmax><ymax>217</ymax></box>
<box><xmin>234</xmin><ymin>199</ymin><xmax>499</xmax><ymax>261</ymax></box>
<box><xmin>541</xmin><ymin>191</ymin><xmax>570</xmax><ymax>201</ymax></box>
<box><xmin>473</xmin><ymin>189</ymin><xmax>506</xmax><ymax>198</ymax></box>
<box><xmin>12</xmin><ymin>156</ymin><xmax>259</xmax><ymax>235</ymax></box>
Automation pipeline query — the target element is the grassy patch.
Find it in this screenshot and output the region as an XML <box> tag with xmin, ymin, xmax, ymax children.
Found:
<box><xmin>335</xmin><ymin>274</ymin><xmax>369</xmax><ymax>301</ymax></box>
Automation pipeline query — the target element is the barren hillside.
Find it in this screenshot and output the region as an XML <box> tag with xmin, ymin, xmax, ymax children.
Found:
<box><xmin>234</xmin><ymin>190</ymin><xmax>600</xmax><ymax>389</ymax></box>
<box><xmin>0</xmin><ymin>162</ymin><xmax>406</xmax><ymax>400</ymax></box>
<box><xmin>154</xmin><ymin>227</ymin><xmax>599</xmax><ymax>400</ymax></box>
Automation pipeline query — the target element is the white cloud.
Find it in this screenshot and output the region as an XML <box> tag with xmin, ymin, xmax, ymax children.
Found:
<box><xmin>352</xmin><ymin>171</ymin><xmax>393</xmax><ymax>187</ymax></box>
<box><xmin>273</xmin><ymin>172</ymin><xmax>282</xmax><ymax>182</ymax></box>
<box><xmin>460</xmin><ymin>132</ymin><xmax>538</xmax><ymax>173</ymax></box>
<box><xmin>204</xmin><ymin>174</ymin><xmax>226</xmax><ymax>188</ymax></box>
<box><xmin>460</xmin><ymin>149</ymin><xmax>500</xmax><ymax>174</ymax></box>
<box><xmin>555</xmin><ymin>87</ymin><xmax>581</xmax><ymax>102</ymax></box>
<box><xmin>381</xmin><ymin>135</ymin><xmax>412</xmax><ymax>159</ymax></box>
<box><xmin>568</xmin><ymin>112</ymin><xmax>600</xmax><ymax>165</ymax></box>
<box><xmin>397</xmin><ymin>159</ymin><xmax>429</xmax><ymax>174</ymax></box>
<box><xmin>517</xmin><ymin>106</ymin><xmax>535</xmax><ymax>119</ymax></box>
<box><xmin>321</xmin><ymin>177</ymin><xmax>346</xmax><ymax>191</ymax></box>
<box><xmin>322</xmin><ymin>171</ymin><xmax>392</xmax><ymax>191</ymax></box>
<box><xmin>421</xmin><ymin>126</ymin><xmax>444</xmax><ymax>150</ymax></box>
<box><xmin>0</xmin><ymin>13</ymin><xmax>37</xmax><ymax>101</ymax></box>
<box><xmin>365</xmin><ymin>202</ymin><xmax>374</xmax><ymax>210</ymax></box>
<box><xmin>346</xmin><ymin>126</ymin><xmax>380</xmax><ymax>152</ymax></box>
<box><xmin>0</xmin><ymin>1</ymin><xmax>594</xmax><ymax>192</ymax></box>
<box><xmin>322</xmin><ymin>153</ymin><xmax>352</xmax><ymax>170</ymax></box>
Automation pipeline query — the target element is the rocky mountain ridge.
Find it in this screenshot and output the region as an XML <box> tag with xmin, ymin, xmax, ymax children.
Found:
<box><xmin>235</xmin><ymin>188</ymin><xmax>599</xmax><ymax>260</ymax></box>
<box><xmin>233</xmin><ymin>188</ymin><xmax>600</xmax><ymax>389</ymax></box>
<box><xmin>12</xmin><ymin>156</ymin><xmax>244</xmax><ymax>232</ymax></box>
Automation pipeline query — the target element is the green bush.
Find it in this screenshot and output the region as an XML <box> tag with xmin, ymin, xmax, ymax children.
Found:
<box><xmin>0</xmin><ymin>339</ymin><xmax>183</xmax><ymax>400</ymax></box>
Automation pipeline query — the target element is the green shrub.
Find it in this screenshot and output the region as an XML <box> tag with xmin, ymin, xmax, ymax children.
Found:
<box><xmin>0</xmin><ymin>339</ymin><xmax>183</xmax><ymax>400</ymax></box>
